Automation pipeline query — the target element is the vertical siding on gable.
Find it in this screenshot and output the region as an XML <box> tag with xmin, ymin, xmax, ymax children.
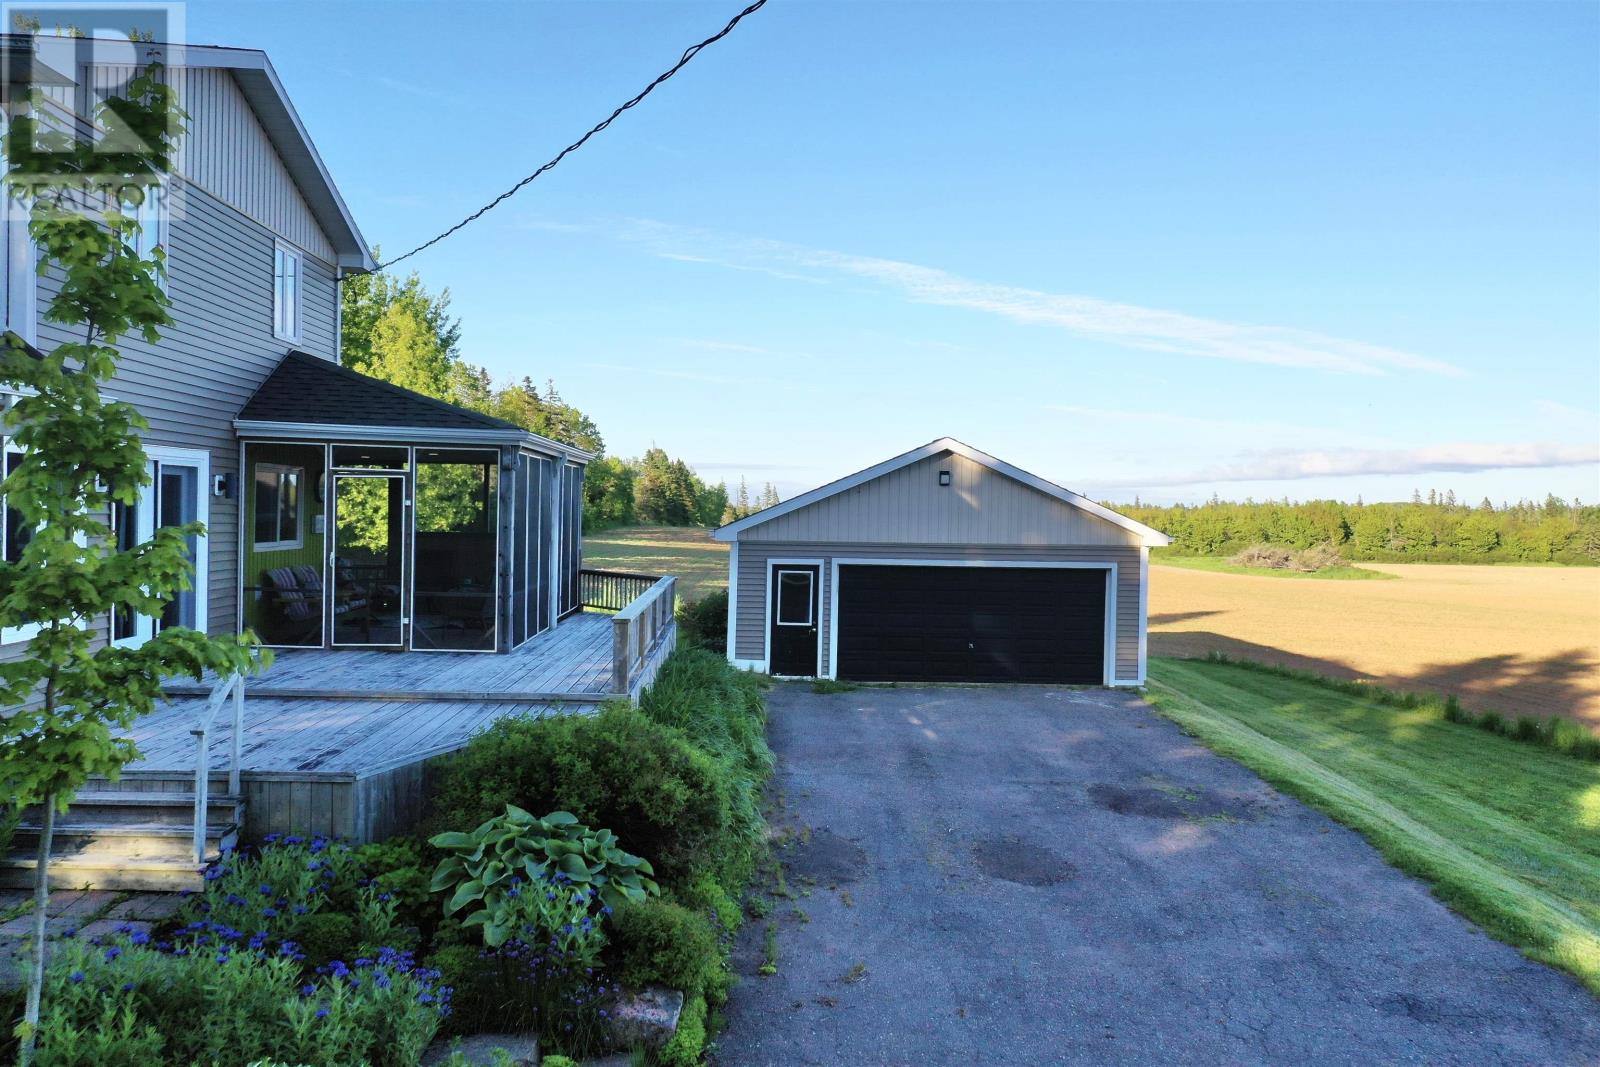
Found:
<box><xmin>733</xmin><ymin>541</ymin><xmax>1143</xmax><ymax>682</ymax></box>
<box><xmin>742</xmin><ymin>452</ymin><xmax>1141</xmax><ymax>547</ymax></box>
<box><xmin>78</xmin><ymin>65</ymin><xmax>335</xmax><ymax>262</ymax></box>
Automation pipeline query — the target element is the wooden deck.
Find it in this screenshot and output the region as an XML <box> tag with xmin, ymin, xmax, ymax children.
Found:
<box><xmin>103</xmin><ymin>610</ymin><xmax>678</xmax><ymax>842</ymax></box>
<box><xmin>167</xmin><ymin>610</ymin><xmax>619</xmax><ymax>703</ymax></box>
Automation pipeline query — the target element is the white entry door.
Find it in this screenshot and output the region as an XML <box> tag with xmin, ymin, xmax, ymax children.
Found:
<box><xmin>112</xmin><ymin>446</ymin><xmax>210</xmax><ymax>647</ymax></box>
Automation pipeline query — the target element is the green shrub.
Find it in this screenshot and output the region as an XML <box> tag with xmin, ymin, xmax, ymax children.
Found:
<box><xmin>542</xmin><ymin>1058</ymin><xmax>580</xmax><ymax>1067</ymax></box>
<box><xmin>604</xmin><ymin>898</ymin><xmax>725</xmax><ymax>1005</ymax></box>
<box><xmin>676</xmin><ymin>590</ymin><xmax>728</xmax><ymax>654</ymax></box>
<box><xmin>656</xmin><ymin>993</ymin><xmax>707</xmax><ymax>1067</ymax></box>
<box><xmin>427</xmin><ymin>704</ymin><xmax>754</xmax><ymax>891</ymax></box>
<box><xmin>294</xmin><ymin>912</ymin><xmax>358</xmax><ymax>970</ymax></box>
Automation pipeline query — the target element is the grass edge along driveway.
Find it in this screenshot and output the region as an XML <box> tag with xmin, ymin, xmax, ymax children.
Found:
<box><xmin>1146</xmin><ymin>657</ymin><xmax>1600</xmax><ymax>997</ymax></box>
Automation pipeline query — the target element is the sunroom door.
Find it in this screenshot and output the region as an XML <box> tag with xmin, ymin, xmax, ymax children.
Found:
<box><xmin>329</xmin><ymin>473</ymin><xmax>408</xmax><ymax>648</ymax></box>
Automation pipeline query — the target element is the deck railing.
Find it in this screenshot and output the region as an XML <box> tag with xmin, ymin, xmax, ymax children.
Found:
<box><xmin>191</xmin><ymin>672</ymin><xmax>244</xmax><ymax>864</ymax></box>
<box><xmin>611</xmin><ymin>575</ymin><xmax>677</xmax><ymax>698</ymax></box>
<box><xmin>581</xmin><ymin>568</ymin><xmax>663</xmax><ymax>612</ymax></box>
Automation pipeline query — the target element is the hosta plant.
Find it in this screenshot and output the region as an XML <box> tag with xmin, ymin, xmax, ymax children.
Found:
<box><xmin>429</xmin><ymin>806</ymin><xmax>657</xmax><ymax>944</ymax></box>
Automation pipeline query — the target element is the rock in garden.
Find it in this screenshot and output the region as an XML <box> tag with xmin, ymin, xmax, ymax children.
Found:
<box><xmin>603</xmin><ymin>986</ymin><xmax>685</xmax><ymax>1050</ymax></box>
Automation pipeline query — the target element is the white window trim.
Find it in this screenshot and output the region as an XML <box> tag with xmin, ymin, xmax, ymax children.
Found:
<box><xmin>252</xmin><ymin>462</ymin><xmax>304</xmax><ymax>552</ymax></box>
<box><xmin>113</xmin><ymin>446</ymin><xmax>210</xmax><ymax>648</ymax></box>
<box><xmin>273</xmin><ymin>241</ymin><xmax>302</xmax><ymax>343</ymax></box>
<box><xmin>773</xmin><ymin>568</ymin><xmax>815</xmax><ymax>627</ymax></box>
<box><xmin>822</xmin><ymin>558</ymin><xmax>1130</xmax><ymax>687</ymax></box>
<box><xmin>1</xmin><ymin>433</ymin><xmax>40</xmax><ymax>645</ymax></box>
<box><xmin>126</xmin><ymin>181</ymin><xmax>169</xmax><ymax>294</ymax></box>
<box><xmin>761</xmin><ymin>558</ymin><xmax>824</xmax><ymax>678</ymax></box>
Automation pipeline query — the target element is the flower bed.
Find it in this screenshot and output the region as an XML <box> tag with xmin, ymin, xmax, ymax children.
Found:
<box><xmin>6</xmin><ymin>647</ymin><xmax>771</xmax><ymax>1067</ymax></box>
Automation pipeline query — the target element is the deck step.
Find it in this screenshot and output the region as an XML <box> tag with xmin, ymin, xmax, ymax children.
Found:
<box><xmin>26</xmin><ymin>792</ymin><xmax>243</xmax><ymax>828</ymax></box>
<box><xmin>0</xmin><ymin>854</ymin><xmax>210</xmax><ymax>892</ymax></box>
<box><xmin>4</xmin><ymin>790</ymin><xmax>244</xmax><ymax>891</ymax></box>
<box><xmin>13</xmin><ymin>823</ymin><xmax>238</xmax><ymax>862</ymax></box>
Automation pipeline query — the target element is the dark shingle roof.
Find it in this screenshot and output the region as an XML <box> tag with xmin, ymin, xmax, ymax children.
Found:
<box><xmin>238</xmin><ymin>351</ymin><xmax>522</xmax><ymax>432</ymax></box>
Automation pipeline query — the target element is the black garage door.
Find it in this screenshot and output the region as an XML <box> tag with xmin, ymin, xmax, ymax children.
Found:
<box><xmin>835</xmin><ymin>565</ymin><xmax>1105</xmax><ymax>684</ymax></box>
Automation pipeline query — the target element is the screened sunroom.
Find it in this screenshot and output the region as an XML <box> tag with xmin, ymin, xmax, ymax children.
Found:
<box><xmin>234</xmin><ymin>352</ymin><xmax>588</xmax><ymax>654</ymax></box>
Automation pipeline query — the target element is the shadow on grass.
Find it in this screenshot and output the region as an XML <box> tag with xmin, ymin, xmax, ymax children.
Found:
<box><xmin>1150</xmin><ymin>630</ymin><xmax>1600</xmax><ymax>731</ymax></box>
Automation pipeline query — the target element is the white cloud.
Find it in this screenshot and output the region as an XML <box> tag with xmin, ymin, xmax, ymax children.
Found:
<box><xmin>1124</xmin><ymin>442</ymin><xmax>1600</xmax><ymax>487</ymax></box>
<box><xmin>613</xmin><ymin>220</ymin><xmax>1461</xmax><ymax>377</ymax></box>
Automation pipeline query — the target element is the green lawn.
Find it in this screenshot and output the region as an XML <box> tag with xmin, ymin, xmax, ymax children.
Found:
<box><xmin>1147</xmin><ymin>657</ymin><xmax>1600</xmax><ymax>995</ymax></box>
<box><xmin>1152</xmin><ymin>554</ymin><xmax>1396</xmax><ymax>580</ymax></box>
<box><xmin>583</xmin><ymin>525</ymin><xmax>728</xmax><ymax>601</ymax></box>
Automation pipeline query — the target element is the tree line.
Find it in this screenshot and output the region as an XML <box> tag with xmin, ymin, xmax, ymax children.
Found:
<box><xmin>342</xmin><ymin>263</ymin><xmax>773</xmax><ymax>531</ymax></box>
<box><xmin>585</xmin><ymin>455</ymin><xmax>779</xmax><ymax>531</ymax></box>
<box><xmin>1115</xmin><ymin>492</ymin><xmax>1600</xmax><ymax>565</ymax></box>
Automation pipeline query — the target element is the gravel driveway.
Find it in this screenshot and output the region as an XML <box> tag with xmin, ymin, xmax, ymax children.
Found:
<box><xmin>715</xmin><ymin>685</ymin><xmax>1600</xmax><ymax>1066</ymax></box>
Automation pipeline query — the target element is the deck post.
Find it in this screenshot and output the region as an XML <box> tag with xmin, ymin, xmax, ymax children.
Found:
<box><xmin>192</xmin><ymin>724</ymin><xmax>209</xmax><ymax>865</ymax></box>
<box><xmin>228</xmin><ymin>675</ymin><xmax>244</xmax><ymax>797</ymax></box>
<box><xmin>612</xmin><ymin>614</ymin><xmax>632</xmax><ymax>697</ymax></box>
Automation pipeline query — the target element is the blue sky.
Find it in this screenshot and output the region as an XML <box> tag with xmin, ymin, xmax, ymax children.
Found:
<box><xmin>189</xmin><ymin>0</ymin><xmax>1598</xmax><ymax>505</ymax></box>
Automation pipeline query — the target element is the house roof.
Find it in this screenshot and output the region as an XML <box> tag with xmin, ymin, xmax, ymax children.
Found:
<box><xmin>1</xmin><ymin>35</ymin><xmax>374</xmax><ymax>272</ymax></box>
<box><xmin>713</xmin><ymin>437</ymin><xmax>1172</xmax><ymax>547</ymax></box>
<box><xmin>235</xmin><ymin>352</ymin><xmax>595</xmax><ymax>461</ymax></box>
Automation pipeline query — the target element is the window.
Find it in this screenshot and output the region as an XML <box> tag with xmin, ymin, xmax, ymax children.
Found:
<box><xmin>776</xmin><ymin>570</ymin><xmax>813</xmax><ymax>626</ymax></box>
<box><xmin>254</xmin><ymin>464</ymin><xmax>303</xmax><ymax>550</ymax></box>
<box><xmin>1</xmin><ymin>431</ymin><xmax>39</xmax><ymax>645</ymax></box>
<box><xmin>124</xmin><ymin>183</ymin><xmax>167</xmax><ymax>290</ymax></box>
<box><xmin>0</xmin><ymin>117</ymin><xmax>36</xmax><ymax>343</ymax></box>
<box><xmin>273</xmin><ymin>243</ymin><xmax>301</xmax><ymax>341</ymax></box>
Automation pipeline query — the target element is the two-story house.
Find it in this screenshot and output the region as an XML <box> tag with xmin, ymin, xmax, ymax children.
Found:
<box><xmin>0</xmin><ymin>37</ymin><xmax>678</xmax><ymax>886</ymax></box>
<box><xmin>0</xmin><ymin>35</ymin><xmax>596</xmax><ymax>661</ymax></box>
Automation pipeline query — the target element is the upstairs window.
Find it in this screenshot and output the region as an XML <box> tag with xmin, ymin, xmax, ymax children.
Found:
<box><xmin>253</xmin><ymin>463</ymin><xmax>303</xmax><ymax>551</ymax></box>
<box><xmin>122</xmin><ymin>183</ymin><xmax>167</xmax><ymax>292</ymax></box>
<box><xmin>273</xmin><ymin>243</ymin><xmax>301</xmax><ymax>342</ymax></box>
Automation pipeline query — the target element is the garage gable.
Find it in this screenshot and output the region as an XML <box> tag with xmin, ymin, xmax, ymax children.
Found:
<box><xmin>716</xmin><ymin>438</ymin><xmax>1169</xmax><ymax>547</ymax></box>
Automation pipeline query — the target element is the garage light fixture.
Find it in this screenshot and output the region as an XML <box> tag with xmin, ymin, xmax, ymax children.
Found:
<box><xmin>938</xmin><ymin>469</ymin><xmax>951</xmax><ymax>486</ymax></box>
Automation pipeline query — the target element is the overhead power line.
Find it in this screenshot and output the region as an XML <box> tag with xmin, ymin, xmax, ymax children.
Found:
<box><xmin>378</xmin><ymin>0</ymin><xmax>771</xmax><ymax>270</ymax></box>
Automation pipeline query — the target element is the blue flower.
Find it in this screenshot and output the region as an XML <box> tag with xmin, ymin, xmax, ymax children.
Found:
<box><xmin>129</xmin><ymin>931</ymin><xmax>150</xmax><ymax>946</ymax></box>
<box><xmin>315</xmin><ymin>1006</ymin><xmax>329</xmax><ymax>1019</ymax></box>
<box><xmin>300</xmin><ymin>984</ymin><xmax>316</xmax><ymax>998</ymax></box>
<box><xmin>68</xmin><ymin>970</ymin><xmax>84</xmax><ymax>984</ymax></box>
<box><xmin>262</xmin><ymin>907</ymin><xmax>278</xmax><ymax>919</ymax></box>
<box><xmin>120</xmin><ymin>982</ymin><xmax>134</xmax><ymax>992</ymax></box>
<box><xmin>258</xmin><ymin>884</ymin><xmax>273</xmax><ymax>896</ymax></box>
<box><xmin>103</xmin><ymin>947</ymin><xmax>121</xmax><ymax>961</ymax></box>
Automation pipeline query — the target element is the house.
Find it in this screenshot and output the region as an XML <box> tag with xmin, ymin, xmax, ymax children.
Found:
<box><xmin>0</xmin><ymin>36</ymin><xmax>676</xmax><ymax>886</ymax></box>
<box><xmin>715</xmin><ymin>438</ymin><xmax>1171</xmax><ymax>685</ymax></box>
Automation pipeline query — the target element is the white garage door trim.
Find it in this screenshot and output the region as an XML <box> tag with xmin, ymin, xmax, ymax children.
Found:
<box><xmin>762</xmin><ymin>555</ymin><xmax>826</xmax><ymax>678</ymax></box>
<box><xmin>826</xmin><ymin>558</ymin><xmax>1121</xmax><ymax>686</ymax></box>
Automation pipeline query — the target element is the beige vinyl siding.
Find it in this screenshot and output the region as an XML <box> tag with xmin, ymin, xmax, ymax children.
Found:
<box><xmin>742</xmin><ymin>451</ymin><xmax>1142</xmax><ymax>547</ymax></box>
<box><xmin>734</xmin><ymin>541</ymin><xmax>1143</xmax><ymax>681</ymax></box>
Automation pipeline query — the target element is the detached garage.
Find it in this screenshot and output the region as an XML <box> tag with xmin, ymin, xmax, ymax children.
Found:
<box><xmin>715</xmin><ymin>438</ymin><xmax>1171</xmax><ymax>686</ymax></box>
